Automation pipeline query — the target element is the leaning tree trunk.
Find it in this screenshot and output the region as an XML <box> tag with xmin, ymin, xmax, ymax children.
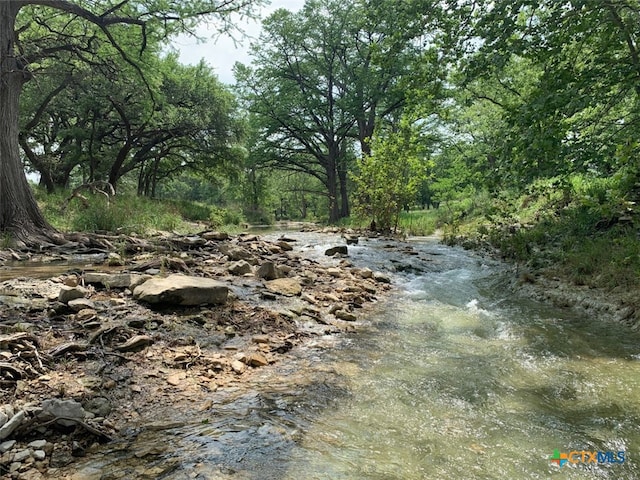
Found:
<box><xmin>0</xmin><ymin>2</ymin><xmax>57</xmax><ymax>246</ymax></box>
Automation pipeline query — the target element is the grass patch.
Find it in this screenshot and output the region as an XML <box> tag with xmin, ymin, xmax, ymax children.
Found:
<box><xmin>339</xmin><ymin>208</ymin><xmax>441</xmax><ymax>236</ymax></box>
<box><xmin>34</xmin><ymin>187</ymin><xmax>245</xmax><ymax>235</ymax></box>
<box><xmin>396</xmin><ymin>209</ymin><xmax>440</xmax><ymax>236</ymax></box>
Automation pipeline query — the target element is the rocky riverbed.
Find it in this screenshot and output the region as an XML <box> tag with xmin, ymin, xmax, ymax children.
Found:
<box><xmin>0</xmin><ymin>228</ymin><xmax>392</xmax><ymax>479</ymax></box>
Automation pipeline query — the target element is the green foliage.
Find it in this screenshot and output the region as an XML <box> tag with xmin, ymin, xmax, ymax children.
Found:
<box><xmin>209</xmin><ymin>206</ymin><xmax>245</xmax><ymax>228</ymax></box>
<box><xmin>35</xmin><ymin>187</ymin><xmax>246</xmax><ymax>234</ymax></box>
<box><xmin>17</xmin><ymin>2</ymin><xmax>247</xmax><ymax>196</ymax></box>
<box><xmin>446</xmin><ymin>1</ymin><xmax>640</xmax><ymax>191</ymax></box>
<box><xmin>167</xmin><ymin>201</ymin><xmax>213</xmax><ymax>223</ymax></box>
<box><xmin>235</xmin><ymin>0</ymin><xmax>435</xmax><ymax>223</ymax></box>
<box><xmin>70</xmin><ymin>196</ymin><xmax>183</xmax><ymax>234</ymax></box>
<box><xmin>352</xmin><ymin>120</ymin><xmax>428</xmax><ymax>231</ymax></box>
<box><xmin>396</xmin><ymin>210</ymin><xmax>440</xmax><ymax>236</ymax></box>
<box><xmin>452</xmin><ymin>171</ymin><xmax>640</xmax><ymax>290</ymax></box>
<box><xmin>339</xmin><ymin>208</ymin><xmax>440</xmax><ymax>236</ymax></box>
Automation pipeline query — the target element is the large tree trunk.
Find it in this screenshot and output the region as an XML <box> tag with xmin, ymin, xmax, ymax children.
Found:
<box><xmin>0</xmin><ymin>2</ymin><xmax>57</xmax><ymax>246</ymax></box>
<box><xmin>338</xmin><ymin>167</ymin><xmax>349</xmax><ymax>218</ymax></box>
<box><xmin>325</xmin><ymin>162</ymin><xmax>340</xmax><ymax>223</ymax></box>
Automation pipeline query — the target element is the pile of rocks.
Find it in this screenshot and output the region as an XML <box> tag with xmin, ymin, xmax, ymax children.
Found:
<box><xmin>0</xmin><ymin>229</ymin><xmax>394</xmax><ymax>474</ymax></box>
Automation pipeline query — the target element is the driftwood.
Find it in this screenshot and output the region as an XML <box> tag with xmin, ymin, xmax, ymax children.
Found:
<box><xmin>0</xmin><ymin>362</ymin><xmax>25</xmax><ymax>380</ymax></box>
<box><xmin>14</xmin><ymin>414</ymin><xmax>113</xmax><ymax>443</ymax></box>
<box><xmin>61</xmin><ymin>181</ymin><xmax>116</xmax><ymax>212</ymax></box>
<box><xmin>0</xmin><ymin>332</ymin><xmax>40</xmax><ymax>348</ymax></box>
<box><xmin>48</xmin><ymin>342</ymin><xmax>89</xmax><ymax>357</ymax></box>
<box><xmin>0</xmin><ymin>332</ymin><xmax>48</xmax><ymax>379</ymax></box>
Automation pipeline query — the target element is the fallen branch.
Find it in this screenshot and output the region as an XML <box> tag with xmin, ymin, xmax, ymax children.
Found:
<box><xmin>61</xmin><ymin>181</ymin><xmax>116</xmax><ymax>212</ymax></box>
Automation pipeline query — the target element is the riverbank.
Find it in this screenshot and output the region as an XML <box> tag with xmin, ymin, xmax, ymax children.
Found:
<box><xmin>0</xmin><ymin>229</ymin><xmax>393</xmax><ymax>479</ymax></box>
<box><xmin>449</xmin><ymin>233</ymin><xmax>640</xmax><ymax>330</ymax></box>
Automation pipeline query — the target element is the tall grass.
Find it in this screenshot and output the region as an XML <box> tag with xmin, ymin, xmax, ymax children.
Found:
<box><xmin>34</xmin><ymin>188</ymin><xmax>244</xmax><ymax>235</ymax></box>
<box><xmin>396</xmin><ymin>209</ymin><xmax>440</xmax><ymax>236</ymax></box>
<box><xmin>339</xmin><ymin>208</ymin><xmax>441</xmax><ymax>236</ymax></box>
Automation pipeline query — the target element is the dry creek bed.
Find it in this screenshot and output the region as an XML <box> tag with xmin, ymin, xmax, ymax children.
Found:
<box><xmin>0</xmin><ymin>228</ymin><xmax>392</xmax><ymax>479</ymax></box>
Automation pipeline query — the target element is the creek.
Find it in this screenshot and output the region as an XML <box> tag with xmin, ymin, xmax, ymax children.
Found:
<box><xmin>68</xmin><ymin>233</ymin><xmax>640</xmax><ymax>479</ymax></box>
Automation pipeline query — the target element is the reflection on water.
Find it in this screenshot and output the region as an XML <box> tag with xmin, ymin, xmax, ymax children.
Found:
<box><xmin>69</xmin><ymin>234</ymin><xmax>640</xmax><ymax>479</ymax></box>
<box><xmin>0</xmin><ymin>254</ymin><xmax>109</xmax><ymax>282</ymax></box>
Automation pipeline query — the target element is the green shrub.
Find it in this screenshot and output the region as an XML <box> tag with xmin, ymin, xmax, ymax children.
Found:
<box><xmin>170</xmin><ymin>201</ymin><xmax>213</xmax><ymax>222</ymax></box>
<box><xmin>243</xmin><ymin>207</ymin><xmax>274</xmax><ymax>225</ymax></box>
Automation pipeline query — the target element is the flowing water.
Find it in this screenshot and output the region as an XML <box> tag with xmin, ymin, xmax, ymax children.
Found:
<box><xmin>69</xmin><ymin>234</ymin><xmax>640</xmax><ymax>479</ymax></box>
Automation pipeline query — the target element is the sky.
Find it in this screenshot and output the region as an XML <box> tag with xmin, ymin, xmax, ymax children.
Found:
<box><xmin>172</xmin><ymin>0</ymin><xmax>305</xmax><ymax>84</ymax></box>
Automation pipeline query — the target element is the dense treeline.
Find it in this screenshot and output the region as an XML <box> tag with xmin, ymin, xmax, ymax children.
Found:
<box><xmin>0</xmin><ymin>0</ymin><xmax>263</xmax><ymax>245</ymax></box>
<box><xmin>1</xmin><ymin>0</ymin><xmax>639</xmax><ymax>249</ymax></box>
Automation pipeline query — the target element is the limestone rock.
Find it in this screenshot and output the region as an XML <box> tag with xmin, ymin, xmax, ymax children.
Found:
<box><xmin>83</xmin><ymin>272</ymin><xmax>147</xmax><ymax>289</ymax></box>
<box><xmin>373</xmin><ymin>271</ymin><xmax>391</xmax><ymax>283</ymax></box>
<box><xmin>326</xmin><ymin>267</ymin><xmax>342</xmax><ymax>278</ymax></box>
<box><xmin>325</xmin><ymin>246</ymin><xmax>348</xmax><ymax>256</ymax></box>
<box><xmin>133</xmin><ymin>274</ymin><xmax>229</xmax><ymax>306</ymax></box>
<box><xmin>166</xmin><ymin>373</ymin><xmax>185</xmax><ymax>386</ymax></box>
<box><xmin>0</xmin><ymin>440</ymin><xmax>16</xmax><ymax>452</ymax></box>
<box><xmin>335</xmin><ymin>310</ymin><xmax>357</xmax><ymax>321</ymax></box>
<box><xmin>58</xmin><ymin>286</ymin><xmax>87</xmax><ymax>304</ymax></box>
<box><xmin>33</xmin><ymin>450</ymin><xmax>46</xmax><ymax>461</ymax></box>
<box><xmin>355</xmin><ymin>267</ymin><xmax>374</xmax><ymax>279</ymax></box>
<box><xmin>343</xmin><ymin>234</ymin><xmax>359</xmax><ymax>245</ymax></box>
<box><xmin>252</xmin><ymin>334</ymin><xmax>270</xmax><ymax>344</ymax></box>
<box><xmin>231</xmin><ymin>360</ymin><xmax>246</xmax><ymax>374</ymax></box>
<box><xmin>75</xmin><ymin>308</ymin><xmax>98</xmax><ymax>322</ymax></box>
<box><xmin>228</xmin><ymin>260</ymin><xmax>252</xmax><ymax>275</ymax></box>
<box><xmin>202</xmin><ymin>231</ymin><xmax>229</xmax><ymax>241</ymax></box>
<box><xmin>107</xmin><ymin>252</ymin><xmax>124</xmax><ymax>266</ymax></box>
<box><xmin>41</xmin><ymin>399</ymin><xmax>85</xmax><ymax>427</ymax></box>
<box><xmin>247</xmin><ymin>352</ymin><xmax>269</xmax><ymax>367</ymax></box>
<box><xmin>256</xmin><ymin>262</ymin><xmax>280</xmax><ymax>280</ymax></box>
<box><xmin>277</xmin><ymin>241</ymin><xmax>293</xmax><ymax>251</ymax></box>
<box><xmin>13</xmin><ymin>449</ymin><xmax>31</xmax><ymax>462</ymax></box>
<box><xmin>265</xmin><ymin>278</ymin><xmax>302</xmax><ymax>297</ymax></box>
<box><xmin>219</xmin><ymin>244</ymin><xmax>256</xmax><ymax>263</ymax></box>
<box><xmin>27</xmin><ymin>440</ymin><xmax>47</xmax><ymax>449</ymax></box>
<box><xmin>0</xmin><ymin>411</ymin><xmax>25</xmax><ymax>440</ymax></box>
<box><xmin>67</xmin><ymin>298</ymin><xmax>96</xmax><ymax>312</ymax></box>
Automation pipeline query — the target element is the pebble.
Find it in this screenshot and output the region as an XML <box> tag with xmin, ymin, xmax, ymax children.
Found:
<box><xmin>231</xmin><ymin>360</ymin><xmax>246</xmax><ymax>374</ymax></box>
<box><xmin>33</xmin><ymin>450</ymin><xmax>46</xmax><ymax>461</ymax></box>
<box><xmin>248</xmin><ymin>352</ymin><xmax>269</xmax><ymax>367</ymax></box>
<box><xmin>28</xmin><ymin>440</ymin><xmax>47</xmax><ymax>449</ymax></box>
<box><xmin>13</xmin><ymin>449</ymin><xmax>32</xmax><ymax>462</ymax></box>
<box><xmin>1</xmin><ymin>439</ymin><xmax>16</xmax><ymax>452</ymax></box>
<box><xmin>166</xmin><ymin>373</ymin><xmax>185</xmax><ymax>386</ymax></box>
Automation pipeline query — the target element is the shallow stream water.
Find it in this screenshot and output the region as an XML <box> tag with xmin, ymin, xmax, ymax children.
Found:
<box><xmin>69</xmin><ymin>233</ymin><xmax>640</xmax><ymax>479</ymax></box>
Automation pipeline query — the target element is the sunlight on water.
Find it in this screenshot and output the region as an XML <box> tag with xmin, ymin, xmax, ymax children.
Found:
<box><xmin>275</xmin><ymin>242</ymin><xmax>640</xmax><ymax>480</ymax></box>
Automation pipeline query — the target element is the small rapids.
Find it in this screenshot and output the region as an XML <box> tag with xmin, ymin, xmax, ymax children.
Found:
<box><xmin>68</xmin><ymin>233</ymin><xmax>640</xmax><ymax>479</ymax></box>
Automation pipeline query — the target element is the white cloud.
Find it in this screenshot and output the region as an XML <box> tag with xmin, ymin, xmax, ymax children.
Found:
<box><xmin>172</xmin><ymin>0</ymin><xmax>305</xmax><ymax>84</ymax></box>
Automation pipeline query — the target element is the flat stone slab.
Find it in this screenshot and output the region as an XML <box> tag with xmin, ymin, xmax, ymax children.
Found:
<box><xmin>265</xmin><ymin>278</ymin><xmax>302</xmax><ymax>296</ymax></box>
<box><xmin>83</xmin><ymin>272</ymin><xmax>148</xmax><ymax>289</ymax></box>
<box><xmin>133</xmin><ymin>274</ymin><xmax>229</xmax><ymax>306</ymax></box>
